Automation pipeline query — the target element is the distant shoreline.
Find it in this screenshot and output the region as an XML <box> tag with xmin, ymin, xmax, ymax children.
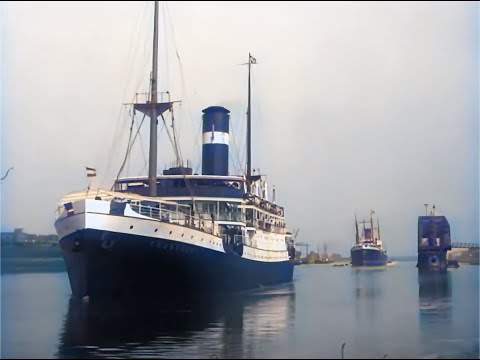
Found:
<box><xmin>1</xmin><ymin>258</ymin><xmax>66</xmax><ymax>274</ymax></box>
<box><xmin>1</xmin><ymin>245</ymin><xmax>62</xmax><ymax>258</ymax></box>
<box><xmin>1</xmin><ymin>245</ymin><xmax>65</xmax><ymax>274</ymax></box>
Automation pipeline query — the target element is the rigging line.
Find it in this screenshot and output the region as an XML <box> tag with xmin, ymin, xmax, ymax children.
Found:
<box><xmin>232</xmin><ymin>80</ymin><xmax>248</xmax><ymax>175</ymax></box>
<box><xmin>103</xmin><ymin>3</ymin><xmax>151</xmax><ymax>183</ymax></box>
<box><xmin>127</xmin><ymin>114</ymin><xmax>154</xmax><ymax>177</ymax></box>
<box><xmin>135</xmin><ymin>124</ymin><xmax>149</xmax><ymax>174</ymax></box>
<box><xmin>131</xmin><ymin>5</ymin><xmax>154</xmax><ymax>105</ymax></box>
<box><xmin>247</xmin><ymin>66</ymin><xmax>260</xmax><ymax>174</ymax></box>
<box><xmin>122</xmin><ymin>1</ymin><xmax>150</xmax><ymax>101</ymax></box>
<box><xmin>194</xmin><ymin>162</ymin><xmax>201</xmax><ymax>175</ymax></box>
<box><xmin>140</xmin><ymin>122</ymin><xmax>166</xmax><ymax>175</ymax></box>
<box><xmin>139</xmin><ymin>163</ymin><xmax>148</xmax><ymax>179</ymax></box>
<box><xmin>174</xmin><ymin>113</ymin><xmax>186</xmax><ymax>166</ymax></box>
<box><xmin>238</xmin><ymin>99</ymin><xmax>247</xmax><ymax>172</ymax></box>
<box><xmin>165</xmin><ymin>2</ymin><xmax>201</xmax><ymax>166</ymax></box>
<box><xmin>110</xmin><ymin>10</ymin><xmax>152</xmax><ymax>178</ymax></box>
<box><xmin>102</xmin><ymin>2</ymin><xmax>149</xmax><ymax>172</ymax></box>
<box><xmin>159</xmin><ymin>112</ymin><xmax>178</xmax><ymax>162</ymax></box>
<box><xmin>234</xmin><ymin>67</ymin><xmax>249</xmax><ymax>175</ymax></box>
<box><xmin>240</xmin><ymin>126</ymin><xmax>247</xmax><ymax>174</ymax></box>
<box><xmin>128</xmin><ymin>114</ymin><xmax>149</xmax><ymax>171</ymax></box>
<box><xmin>112</xmin><ymin>111</ymin><xmax>136</xmax><ymax>188</ymax></box>
<box><xmin>132</xmin><ymin>30</ymin><xmax>153</xmax><ymax>102</ymax></box>
<box><xmin>0</xmin><ymin>167</ymin><xmax>13</xmax><ymax>181</ymax></box>
<box><xmin>102</xmin><ymin>107</ymin><xmax>129</xmax><ymax>182</ymax></box>
<box><xmin>127</xmin><ymin>146</ymin><xmax>131</xmax><ymax>177</ymax></box>
<box><xmin>161</xmin><ymin>3</ymin><xmax>170</xmax><ymax>97</ymax></box>
<box><xmin>169</xmin><ymin>110</ymin><xmax>183</xmax><ymax>165</ymax></box>
<box><xmin>229</xmin><ymin>115</ymin><xmax>244</xmax><ymax>175</ymax></box>
<box><xmin>112</xmin><ymin>112</ymin><xmax>147</xmax><ymax>189</ymax></box>
<box><xmin>164</xmin><ymin>110</ymin><xmax>181</xmax><ymax>165</ymax></box>
<box><xmin>161</xmin><ymin>112</ymin><xmax>196</xmax><ymax>203</ymax></box>
<box><xmin>172</xmin><ymin>119</ymin><xmax>197</xmax><ymax>204</ymax></box>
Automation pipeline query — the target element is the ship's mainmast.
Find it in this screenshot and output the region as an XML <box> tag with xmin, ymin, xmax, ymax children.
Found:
<box><xmin>133</xmin><ymin>1</ymin><xmax>175</xmax><ymax>197</ymax></box>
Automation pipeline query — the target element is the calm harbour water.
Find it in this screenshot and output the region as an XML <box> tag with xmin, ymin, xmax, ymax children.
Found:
<box><xmin>1</xmin><ymin>261</ymin><xmax>478</xmax><ymax>359</ymax></box>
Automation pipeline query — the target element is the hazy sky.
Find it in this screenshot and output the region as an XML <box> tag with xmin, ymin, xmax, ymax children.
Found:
<box><xmin>1</xmin><ymin>1</ymin><xmax>478</xmax><ymax>256</ymax></box>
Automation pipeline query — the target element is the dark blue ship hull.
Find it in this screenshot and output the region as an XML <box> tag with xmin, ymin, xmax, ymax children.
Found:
<box><xmin>60</xmin><ymin>229</ymin><xmax>294</xmax><ymax>299</ymax></box>
<box><xmin>350</xmin><ymin>248</ymin><xmax>388</xmax><ymax>267</ymax></box>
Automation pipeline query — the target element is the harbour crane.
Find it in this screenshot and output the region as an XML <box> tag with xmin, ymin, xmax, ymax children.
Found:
<box><xmin>295</xmin><ymin>241</ymin><xmax>310</xmax><ymax>258</ymax></box>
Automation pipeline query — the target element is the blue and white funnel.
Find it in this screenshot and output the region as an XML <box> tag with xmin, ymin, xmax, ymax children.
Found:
<box><xmin>202</xmin><ymin>106</ymin><xmax>230</xmax><ymax>176</ymax></box>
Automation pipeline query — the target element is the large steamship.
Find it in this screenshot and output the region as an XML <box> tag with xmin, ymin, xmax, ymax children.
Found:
<box><xmin>350</xmin><ymin>211</ymin><xmax>388</xmax><ymax>267</ymax></box>
<box><xmin>54</xmin><ymin>2</ymin><xmax>295</xmax><ymax>298</ymax></box>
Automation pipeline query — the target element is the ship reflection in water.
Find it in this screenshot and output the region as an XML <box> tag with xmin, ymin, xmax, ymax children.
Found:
<box><xmin>56</xmin><ymin>283</ymin><xmax>295</xmax><ymax>359</ymax></box>
<box><xmin>350</xmin><ymin>268</ymin><xmax>388</xmax><ymax>358</ymax></box>
<box><xmin>353</xmin><ymin>269</ymin><xmax>382</xmax><ymax>326</ymax></box>
<box><xmin>418</xmin><ymin>271</ymin><xmax>451</xmax><ymax>316</ymax></box>
<box><xmin>417</xmin><ymin>271</ymin><xmax>455</xmax><ymax>358</ymax></box>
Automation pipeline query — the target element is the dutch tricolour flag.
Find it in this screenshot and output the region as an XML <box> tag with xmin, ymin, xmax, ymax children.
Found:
<box><xmin>86</xmin><ymin>167</ymin><xmax>96</xmax><ymax>177</ymax></box>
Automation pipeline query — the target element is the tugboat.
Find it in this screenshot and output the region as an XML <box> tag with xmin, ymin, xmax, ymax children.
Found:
<box><xmin>54</xmin><ymin>1</ymin><xmax>295</xmax><ymax>299</ymax></box>
<box><xmin>350</xmin><ymin>211</ymin><xmax>388</xmax><ymax>267</ymax></box>
<box><xmin>417</xmin><ymin>204</ymin><xmax>452</xmax><ymax>272</ymax></box>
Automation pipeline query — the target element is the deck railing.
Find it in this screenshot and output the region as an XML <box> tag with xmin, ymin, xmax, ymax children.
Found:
<box><xmin>130</xmin><ymin>202</ymin><xmax>215</xmax><ymax>235</ymax></box>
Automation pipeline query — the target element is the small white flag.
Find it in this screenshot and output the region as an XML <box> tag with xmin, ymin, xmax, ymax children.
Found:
<box><xmin>86</xmin><ymin>167</ymin><xmax>96</xmax><ymax>177</ymax></box>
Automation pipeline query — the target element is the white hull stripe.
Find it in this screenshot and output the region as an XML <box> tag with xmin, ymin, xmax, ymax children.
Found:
<box><xmin>55</xmin><ymin>212</ymin><xmax>290</xmax><ymax>262</ymax></box>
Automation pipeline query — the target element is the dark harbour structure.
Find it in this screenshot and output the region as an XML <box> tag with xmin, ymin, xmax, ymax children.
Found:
<box><xmin>417</xmin><ymin>205</ymin><xmax>452</xmax><ymax>272</ymax></box>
